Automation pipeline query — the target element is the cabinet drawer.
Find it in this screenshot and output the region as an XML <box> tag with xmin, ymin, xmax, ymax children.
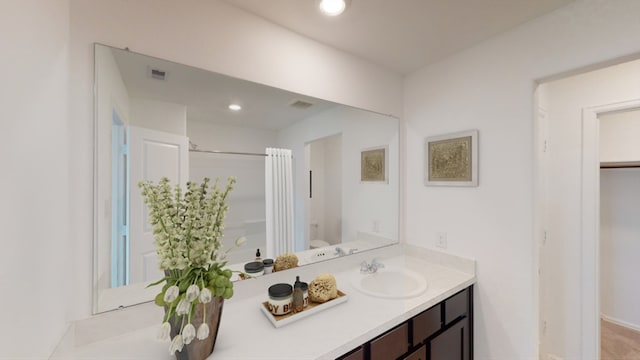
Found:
<box><xmin>445</xmin><ymin>289</ymin><xmax>468</xmax><ymax>325</ymax></box>
<box><xmin>337</xmin><ymin>346</ymin><xmax>364</xmax><ymax>360</ymax></box>
<box><xmin>402</xmin><ymin>344</ymin><xmax>426</xmax><ymax>360</ymax></box>
<box><xmin>412</xmin><ymin>304</ymin><xmax>441</xmax><ymax>346</ymax></box>
<box><xmin>370</xmin><ymin>322</ymin><xmax>409</xmax><ymax>360</ymax></box>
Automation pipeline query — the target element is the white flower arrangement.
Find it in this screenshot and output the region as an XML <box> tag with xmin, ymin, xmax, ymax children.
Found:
<box><xmin>139</xmin><ymin>177</ymin><xmax>246</xmax><ymax>355</ymax></box>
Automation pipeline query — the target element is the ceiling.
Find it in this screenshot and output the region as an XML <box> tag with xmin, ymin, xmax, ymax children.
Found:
<box><xmin>111</xmin><ymin>47</ymin><xmax>337</xmax><ymax>130</ymax></box>
<box><xmin>222</xmin><ymin>0</ymin><xmax>574</xmax><ymax>74</ymax></box>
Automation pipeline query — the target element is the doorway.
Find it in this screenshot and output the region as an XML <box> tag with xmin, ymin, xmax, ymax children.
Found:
<box><xmin>598</xmin><ymin>109</ymin><xmax>640</xmax><ymax>359</ymax></box>
<box><xmin>305</xmin><ymin>133</ymin><xmax>342</xmax><ymax>249</ymax></box>
<box><xmin>535</xmin><ymin>57</ymin><xmax>640</xmax><ymax>359</ymax></box>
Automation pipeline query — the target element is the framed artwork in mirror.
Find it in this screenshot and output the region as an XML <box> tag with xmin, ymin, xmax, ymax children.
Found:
<box><xmin>361</xmin><ymin>146</ymin><xmax>388</xmax><ymax>183</ymax></box>
<box><xmin>425</xmin><ymin>130</ymin><xmax>478</xmax><ymax>187</ymax></box>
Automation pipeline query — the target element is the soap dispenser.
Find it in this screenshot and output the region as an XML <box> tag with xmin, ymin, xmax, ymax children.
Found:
<box><xmin>292</xmin><ymin>276</ymin><xmax>305</xmax><ymax>313</ymax></box>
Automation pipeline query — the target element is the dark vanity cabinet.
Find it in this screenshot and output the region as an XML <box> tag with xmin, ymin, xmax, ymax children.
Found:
<box><xmin>337</xmin><ymin>285</ymin><xmax>473</xmax><ymax>360</ymax></box>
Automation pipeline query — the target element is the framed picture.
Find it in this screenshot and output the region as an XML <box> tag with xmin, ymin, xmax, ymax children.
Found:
<box><xmin>361</xmin><ymin>146</ymin><xmax>388</xmax><ymax>183</ymax></box>
<box><xmin>425</xmin><ymin>130</ymin><xmax>478</xmax><ymax>187</ymax></box>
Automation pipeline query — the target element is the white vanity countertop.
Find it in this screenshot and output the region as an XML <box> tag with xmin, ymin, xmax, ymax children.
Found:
<box><xmin>52</xmin><ymin>245</ymin><xmax>475</xmax><ymax>360</ymax></box>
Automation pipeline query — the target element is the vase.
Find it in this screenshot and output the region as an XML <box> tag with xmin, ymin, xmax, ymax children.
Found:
<box><xmin>168</xmin><ymin>296</ymin><xmax>225</xmax><ymax>360</ymax></box>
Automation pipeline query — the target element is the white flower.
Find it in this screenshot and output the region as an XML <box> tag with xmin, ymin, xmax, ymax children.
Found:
<box><xmin>235</xmin><ymin>236</ymin><xmax>247</xmax><ymax>247</ymax></box>
<box><xmin>163</xmin><ymin>285</ymin><xmax>179</xmax><ymax>303</ymax></box>
<box><xmin>182</xmin><ymin>323</ymin><xmax>196</xmax><ymax>345</ymax></box>
<box><xmin>197</xmin><ymin>323</ymin><xmax>210</xmax><ymax>340</ymax></box>
<box><xmin>199</xmin><ymin>288</ymin><xmax>212</xmax><ymax>304</ymax></box>
<box><xmin>176</xmin><ymin>298</ymin><xmax>190</xmax><ymax>316</ymax></box>
<box><xmin>157</xmin><ymin>322</ymin><xmax>171</xmax><ymax>340</ymax></box>
<box><xmin>169</xmin><ymin>334</ymin><xmax>184</xmax><ymax>355</ymax></box>
<box><xmin>186</xmin><ymin>284</ymin><xmax>200</xmax><ymax>302</ymax></box>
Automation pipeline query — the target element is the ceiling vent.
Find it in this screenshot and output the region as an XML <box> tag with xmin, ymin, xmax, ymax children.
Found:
<box><xmin>289</xmin><ymin>99</ymin><xmax>314</xmax><ymax>109</ymax></box>
<box><xmin>147</xmin><ymin>66</ymin><xmax>168</xmax><ymax>81</ymax></box>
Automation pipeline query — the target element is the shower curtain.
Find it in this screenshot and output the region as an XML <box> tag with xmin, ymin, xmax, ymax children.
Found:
<box><xmin>265</xmin><ymin>148</ymin><xmax>294</xmax><ymax>258</ymax></box>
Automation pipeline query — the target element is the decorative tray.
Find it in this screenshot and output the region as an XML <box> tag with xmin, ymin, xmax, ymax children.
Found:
<box><xmin>260</xmin><ymin>290</ymin><xmax>348</xmax><ymax>328</ymax></box>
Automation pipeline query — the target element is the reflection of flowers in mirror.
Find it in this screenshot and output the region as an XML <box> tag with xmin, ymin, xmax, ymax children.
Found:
<box><xmin>138</xmin><ymin>177</ymin><xmax>246</xmax><ymax>355</ymax></box>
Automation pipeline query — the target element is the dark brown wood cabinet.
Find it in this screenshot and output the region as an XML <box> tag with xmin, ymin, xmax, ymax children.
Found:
<box><xmin>340</xmin><ymin>347</ymin><xmax>365</xmax><ymax>360</ymax></box>
<box><xmin>431</xmin><ymin>318</ymin><xmax>469</xmax><ymax>360</ymax></box>
<box><xmin>336</xmin><ymin>285</ymin><xmax>473</xmax><ymax>360</ymax></box>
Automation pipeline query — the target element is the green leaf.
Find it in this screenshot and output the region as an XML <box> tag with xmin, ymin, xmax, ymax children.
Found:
<box><xmin>154</xmin><ymin>292</ymin><xmax>165</xmax><ymax>306</ymax></box>
<box><xmin>146</xmin><ymin>277</ymin><xmax>168</xmax><ymax>288</ymax></box>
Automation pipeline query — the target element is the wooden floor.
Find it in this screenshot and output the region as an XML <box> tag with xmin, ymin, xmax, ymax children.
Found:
<box><xmin>601</xmin><ymin>318</ymin><xmax>640</xmax><ymax>360</ymax></box>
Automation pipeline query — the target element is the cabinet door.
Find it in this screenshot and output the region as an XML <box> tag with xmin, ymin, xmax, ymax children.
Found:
<box><xmin>430</xmin><ymin>318</ymin><xmax>468</xmax><ymax>360</ymax></box>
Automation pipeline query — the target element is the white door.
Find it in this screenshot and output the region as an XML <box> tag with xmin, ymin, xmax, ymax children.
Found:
<box><xmin>129</xmin><ymin>126</ymin><xmax>188</xmax><ymax>285</ymax></box>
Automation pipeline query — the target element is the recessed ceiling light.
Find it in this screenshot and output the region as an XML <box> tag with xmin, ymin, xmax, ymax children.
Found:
<box><xmin>319</xmin><ymin>0</ymin><xmax>349</xmax><ymax>16</ymax></box>
<box><xmin>228</xmin><ymin>104</ymin><xmax>242</xmax><ymax>111</ymax></box>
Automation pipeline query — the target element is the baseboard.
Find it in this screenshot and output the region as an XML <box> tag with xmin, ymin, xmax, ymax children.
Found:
<box><xmin>601</xmin><ymin>313</ymin><xmax>640</xmax><ymax>333</ymax></box>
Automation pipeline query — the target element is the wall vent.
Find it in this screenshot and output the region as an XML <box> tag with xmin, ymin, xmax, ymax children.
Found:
<box><xmin>147</xmin><ymin>66</ymin><xmax>168</xmax><ymax>81</ymax></box>
<box><xmin>289</xmin><ymin>99</ymin><xmax>314</xmax><ymax>109</ymax></box>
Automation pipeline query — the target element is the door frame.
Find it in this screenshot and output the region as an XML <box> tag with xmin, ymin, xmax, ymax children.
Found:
<box><xmin>580</xmin><ymin>98</ymin><xmax>640</xmax><ymax>359</ymax></box>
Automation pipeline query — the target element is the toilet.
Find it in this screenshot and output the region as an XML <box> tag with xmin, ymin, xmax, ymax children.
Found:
<box><xmin>309</xmin><ymin>239</ymin><xmax>330</xmax><ymax>249</ymax></box>
<box><xmin>309</xmin><ymin>222</ymin><xmax>330</xmax><ymax>249</ymax></box>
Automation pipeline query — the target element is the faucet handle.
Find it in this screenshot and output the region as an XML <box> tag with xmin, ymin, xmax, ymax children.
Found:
<box><xmin>360</xmin><ymin>260</ymin><xmax>370</xmax><ymax>273</ymax></box>
<box><xmin>372</xmin><ymin>258</ymin><xmax>385</xmax><ymax>268</ymax></box>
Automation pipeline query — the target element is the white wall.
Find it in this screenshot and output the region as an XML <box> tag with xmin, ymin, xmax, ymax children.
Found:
<box><xmin>541</xmin><ymin>58</ymin><xmax>640</xmax><ymax>358</ymax></box>
<box><xmin>600</xmin><ymin>110</ymin><xmax>640</xmax><ymax>163</ymax></box>
<box><xmin>403</xmin><ymin>0</ymin><xmax>640</xmax><ymax>359</ymax></box>
<box><xmin>600</xmin><ymin>168</ymin><xmax>640</xmax><ymax>330</ymax></box>
<box><xmin>278</xmin><ymin>106</ymin><xmax>399</xmax><ymax>251</ymax></box>
<box><xmin>130</xmin><ymin>98</ymin><xmax>186</xmax><ymax>135</ymax></box>
<box><xmin>69</xmin><ymin>0</ymin><xmax>402</xmax><ymax>321</ymax></box>
<box><xmin>0</xmin><ymin>0</ymin><xmax>71</xmax><ymax>358</ymax></box>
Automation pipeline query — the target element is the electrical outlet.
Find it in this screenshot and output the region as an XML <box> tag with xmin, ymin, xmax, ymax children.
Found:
<box><xmin>436</xmin><ymin>232</ymin><xmax>447</xmax><ymax>249</ymax></box>
<box><xmin>312</xmin><ymin>250</ymin><xmax>329</xmax><ymax>259</ymax></box>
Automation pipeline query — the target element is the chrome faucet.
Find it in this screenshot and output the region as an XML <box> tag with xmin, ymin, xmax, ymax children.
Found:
<box><xmin>334</xmin><ymin>246</ymin><xmax>357</xmax><ymax>256</ymax></box>
<box><xmin>360</xmin><ymin>259</ymin><xmax>385</xmax><ymax>274</ymax></box>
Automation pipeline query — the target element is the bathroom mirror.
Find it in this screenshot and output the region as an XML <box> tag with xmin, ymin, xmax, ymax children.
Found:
<box><xmin>94</xmin><ymin>44</ymin><xmax>399</xmax><ymax>313</ymax></box>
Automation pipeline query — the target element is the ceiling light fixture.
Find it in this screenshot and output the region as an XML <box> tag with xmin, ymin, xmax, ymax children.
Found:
<box><xmin>319</xmin><ymin>0</ymin><xmax>349</xmax><ymax>16</ymax></box>
<box><xmin>228</xmin><ymin>104</ymin><xmax>242</xmax><ymax>111</ymax></box>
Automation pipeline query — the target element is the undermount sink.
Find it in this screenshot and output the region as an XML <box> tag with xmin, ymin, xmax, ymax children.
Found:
<box><xmin>350</xmin><ymin>265</ymin><xmax>428</xmax><ymax>299</ymax></box>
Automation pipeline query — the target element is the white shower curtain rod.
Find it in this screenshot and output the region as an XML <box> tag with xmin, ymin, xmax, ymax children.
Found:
<box><xmin>189</xmin><ymin>149</ymin><xmax>267</xmax><ymax>157</ymax></box>
<box><xmin>189</xmin><ymin>148</ymin><xmax>293</xmax><ymax>158</ymax></box>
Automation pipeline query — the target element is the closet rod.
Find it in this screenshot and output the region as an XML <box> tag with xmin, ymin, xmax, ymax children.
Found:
<box><xmin>600</xmin><ymin>161</ymin><xmax>640</xmax><ymax>169</ymax></box>
<box><xmin>190</xmin><ymin>149</ymin><xmax>267</xmax><ymax>157</ymax></box>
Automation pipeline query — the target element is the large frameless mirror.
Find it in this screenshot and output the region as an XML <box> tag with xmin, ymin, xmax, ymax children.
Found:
<box><xmin>94</xmin><ymin>44</ymin><xmax>399</xmax><ymax>313</ymax></box>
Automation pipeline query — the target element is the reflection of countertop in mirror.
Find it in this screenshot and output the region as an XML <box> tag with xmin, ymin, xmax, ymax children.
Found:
<box><xmin>227</xmin><ymin>232</ymin><xmax>396</xmax><ymax>281</ymax></box>
<box><xmin>51</xmin><ymin>244</ymin><xmax>475</xmax><ymax>360</ymax></box>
